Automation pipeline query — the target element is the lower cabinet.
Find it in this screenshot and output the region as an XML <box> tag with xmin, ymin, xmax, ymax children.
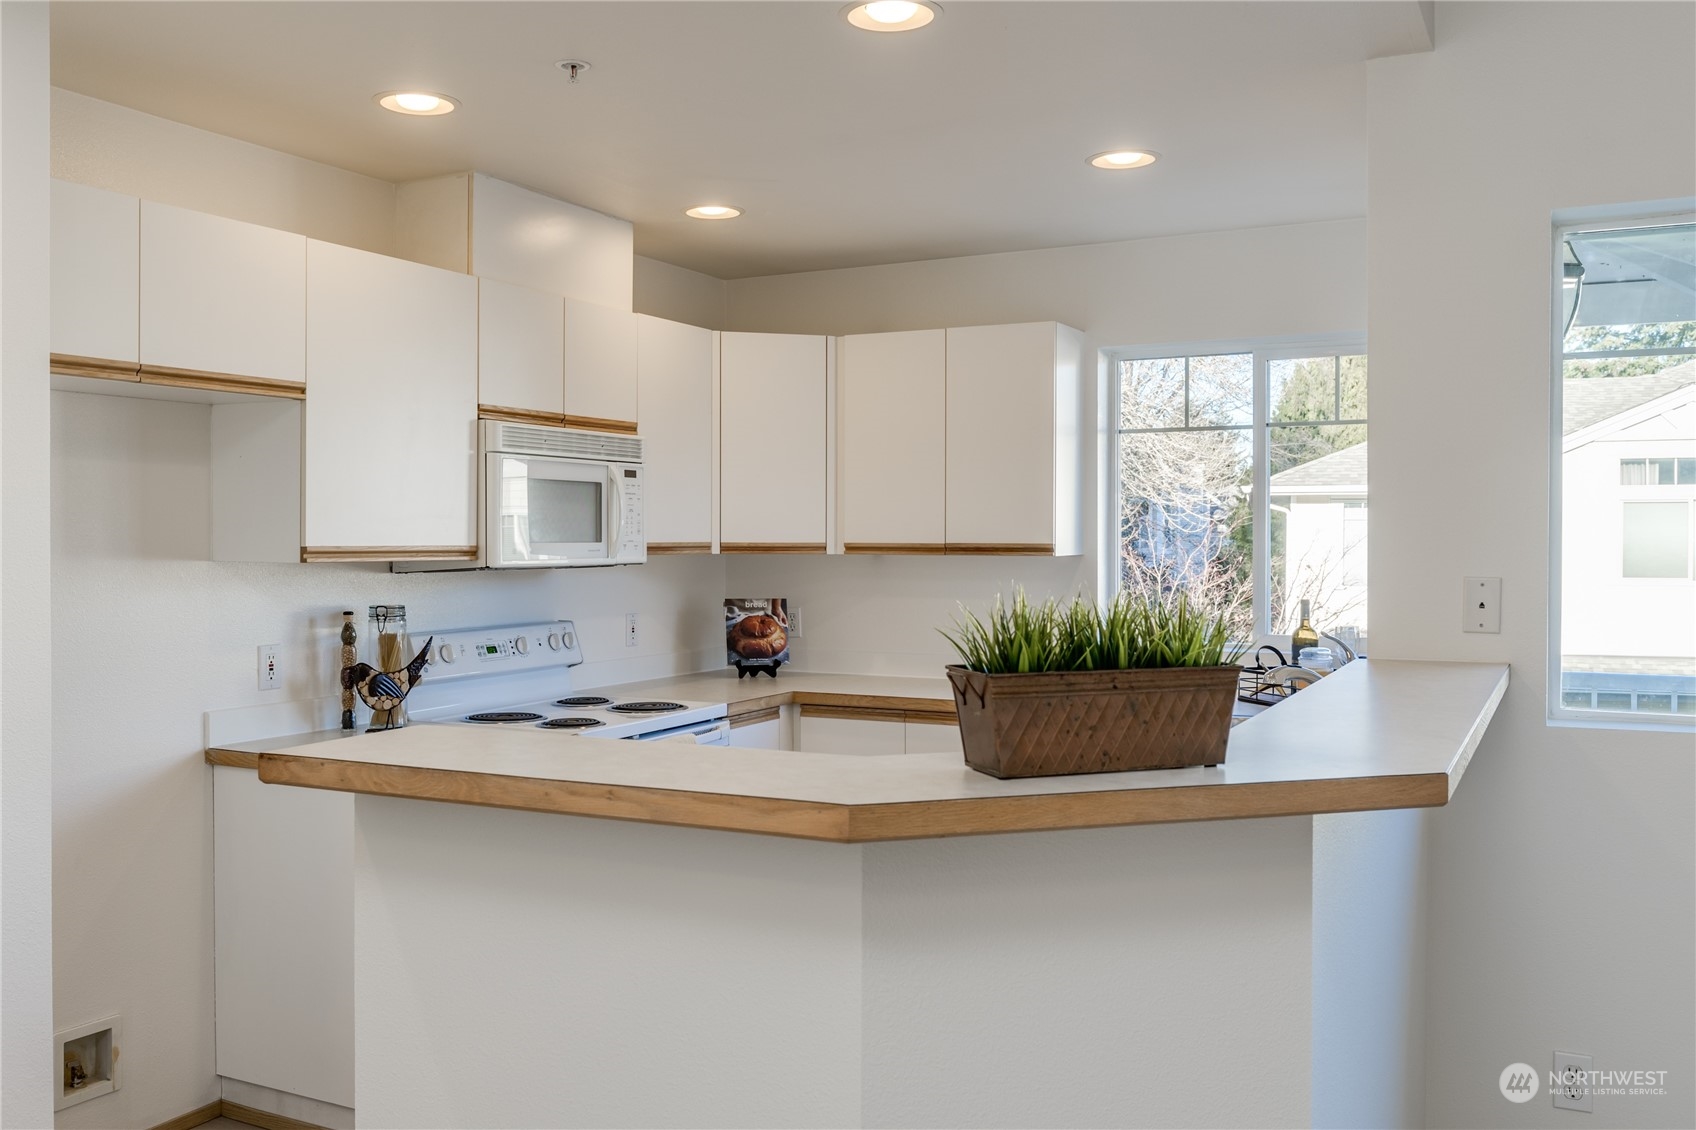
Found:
<box><xmin>212</xmin><ymin>767</ymin><xmax>352</xmax><ymax>1108</ymax></box>
<box><xmin>903</xmin><ymin>720</ymin><xmax>965</xmax><ymax>755</ymax></box>
<box><xmin>792</xmin><ymin>712</ymin><xmax>907</xmax><ymax>756</ymax></box>
<box><xmin>725</xmin><ymin>713</ymin><xmax>788</xmax><ymax>750</ymax></box>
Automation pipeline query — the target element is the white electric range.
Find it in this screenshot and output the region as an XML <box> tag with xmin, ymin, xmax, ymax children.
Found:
<box><xmin>400</xmin><ymin>620</ymin><xmax>730</xmax><ymax>745</ymax></box>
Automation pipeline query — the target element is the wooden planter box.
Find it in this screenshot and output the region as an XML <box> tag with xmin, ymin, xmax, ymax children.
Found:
<box><xmin>946</xmin><ymin>665</ymin><xmax>1239</xmax><ymax>778</ymax></box>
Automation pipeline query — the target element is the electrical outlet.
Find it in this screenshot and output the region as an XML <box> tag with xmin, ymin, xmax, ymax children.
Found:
<box><xmin>257</xmin><ymin>643</ymin><xmax>281</xmax><ymax>691</ymax></box>
<box><xmin>789</xmin><ymin>608</ymin><xmax>804</xmax><ymax>638</ymax></box>
<box><xmin>625</xmin><ymin>613</ymin><xmax>638</xmax><ymax>648</ymax></box>
<box><xmin>1463</xmin><ymin>576</ymin><xmax>1502</xmax><ymax>633</ymax></box>
<box><xmin>1553</xmin><ymin>1051</ymin><xmax>1592</xmax><ymax>1112</ymax></box>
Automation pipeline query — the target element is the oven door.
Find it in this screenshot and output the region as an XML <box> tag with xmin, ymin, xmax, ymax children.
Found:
<box><xmin>487</xmin><ymin>453</ymin><xmax>624</xmax><ymax>566</ymax></box>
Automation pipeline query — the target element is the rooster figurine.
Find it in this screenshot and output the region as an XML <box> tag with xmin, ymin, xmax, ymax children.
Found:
<box><xmin>341</xmin><ymin>636</ymin><xmax>434</xmax><ymax>721</ymax></box>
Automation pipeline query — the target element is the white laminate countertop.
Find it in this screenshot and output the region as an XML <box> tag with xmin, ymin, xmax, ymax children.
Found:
<box><xmin>218</xmin><ymin>660</ymin><xmax>1511</xmax><ymax>842</ymax></box>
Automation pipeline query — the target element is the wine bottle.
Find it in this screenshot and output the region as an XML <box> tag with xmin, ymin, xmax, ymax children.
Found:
<box><xmin>1291</xmin><ymin>599</ymin><xmax>1320</xmax><ymax>657</ymax></box>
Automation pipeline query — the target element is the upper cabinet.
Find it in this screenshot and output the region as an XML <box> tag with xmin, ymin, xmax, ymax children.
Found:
<box><xmin>636</xmin><ymin>315</ymin><xmax>716</xmax><ymax>552</ymax></box>
<box><xmin>837</xmin><ymin>329</ymin><xmax>946</xmax><ymax>553</ymax></box>
<box><xmin>720</xmin><ymin>332</ymin><xmax>829</xmax><ymax>552</ymax></box>
<box><xmin>477</xmin><ymin>277</ymin><xmax>565</xmax><ymax>423</ymax></box>
<box><xmin>563</xmin><ymin>299</ymin><xmax>638</xmax><ymax>432</ymax></box>
<box><xmin>301</xmin><ymin>240</ymin><xmax>478</xmax><ymax>559</ymax></box>
<box><xmin>50</xmin><ymin>180</ymin><xmax>139</xmax><ymax>377</ymax></box>
<box><xmin>139</xmin><ymin>200</ymin><xmax>306</xmax><ymax>392</ymax></box>
<box><xmin>945</xmin><ymin>322</ymin><xmax>1085</xmax><ymax>556</ymax></box>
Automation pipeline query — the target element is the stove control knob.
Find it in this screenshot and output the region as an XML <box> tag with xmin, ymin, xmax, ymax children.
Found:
<box><xmin>514</xmin><ymin>636</ymin><xmax>529</xmax><ymax>655</ymax></box>
<box><xmin>562</xmin><ymin>631</ymin><xmax>576</xmax><ymax>650</ymax></box>
<box><xmin>547</xmin><ymin>632</ymin><xmax>562</xmax><ymax>651</ymax></box>
<box><xmin>438</xmin><ymin>643</ymin><xmax>456</xmax><ymax>664</ymax></box>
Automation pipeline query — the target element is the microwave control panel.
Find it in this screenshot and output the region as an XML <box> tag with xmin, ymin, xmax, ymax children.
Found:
<box><xmin>618</xmin><ymin>466</ymin><xmax>645</xmax><ymax>556</ymax></box>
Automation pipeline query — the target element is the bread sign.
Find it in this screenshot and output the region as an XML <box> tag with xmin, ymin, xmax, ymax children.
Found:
<box><xmin>726</xmin><ymin>598</ymin><xmax>790</xmax><ymax>677</ymax></box>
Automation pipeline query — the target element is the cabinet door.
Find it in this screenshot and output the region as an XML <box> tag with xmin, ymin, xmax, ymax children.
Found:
<box><xmin>636</xmin><ymin>315</ymin><xmax>715</xmax><ymax>550</ymax></box>
<box><xmin>563</xmin><ymin>298</ymin><xmax>638</xmax><ymax>430</ymax></box>
<box><xmin>302</xmin><ymin>240</ymin><xmax>478</xmax><ymax>556</ymax></box>
<box><xmin>140</xmin><ymin>200</ymin><xmax>306</xmax><ymax>385</ymax></box>
<box><xmin>50</xmin><ymin>180</ymin><xmax>139</xmax><ymax>372</ymax></box>
<box><xmin>904</xmin><ymin>720</ymin><xmax>964</xmax><ymax>755</ymax></box>
<box><xmin>791</xmin><ymin>713</ymin><xmax>906</xmax><ymax>756</ymax></box>
<box><xmin>945</xmin><ymin>322</ymin><xmax>1057</xmax><ymax>551</ymax></box>
<box><xmin>478</xmin><ymin>277</ymin><xmax>564</xmax><ymax>420</ymax></box>
<box><xmin>838</xmin><ymin>329</ymin><xmax>945</xmax><ymax>551</ymax></box>
<box><xmin>720</xmin><ymin>332</ymin><xmax>828</xmax><ymax>550</ymax></box>
<box><xmin>725</xmin><ymin>716</ymin><xmax>784</xmax><ymax>750</ymax></box>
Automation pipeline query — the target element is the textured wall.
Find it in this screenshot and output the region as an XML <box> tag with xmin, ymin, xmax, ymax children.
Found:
<box><xmin>2</xmin><ymin>6</ymin><xmax>56</xmax><ymax>1128</ymax></box>
<box><xmin>1366</xmin><ymin>4</ymin><xmax>1696</xmax><ymax>1127</ymax></box>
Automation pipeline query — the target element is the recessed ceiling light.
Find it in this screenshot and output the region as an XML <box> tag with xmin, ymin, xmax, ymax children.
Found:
<box><xmin>843</xmin><ymin>0</ymin><xmax>940</xmax><ymax>33</ymax></box>
<box><xmin>375</xmin><ymin>91</ymin><xmax>459</xmax><ymax>116</ymax></box>
<box><xmin>1089</xmin><ymin>149</ymin><xmax>1159</xmax><ymax>170</ymax></box>
<box><xmin>685</xmin><ymin>205</ymin><xmax>743</xmax><ymax>220</ymax></box>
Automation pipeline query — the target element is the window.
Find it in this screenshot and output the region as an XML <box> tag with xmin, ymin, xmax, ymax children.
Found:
<box><xmin>1553</xmin><ymin>215</ymin><xmax>1696</xmax><ymax>723</ymax></box>
<box><xmin>1115</xmin><ymin>343</ymin><xmax>1366</xmax><ymax>645</ymax></box>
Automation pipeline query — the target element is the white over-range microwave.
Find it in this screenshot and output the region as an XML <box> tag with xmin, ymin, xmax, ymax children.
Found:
<box><xmin>397</xmin><ymin>421</ymin><xmax>646</xmax><ymax>571</ymax></box>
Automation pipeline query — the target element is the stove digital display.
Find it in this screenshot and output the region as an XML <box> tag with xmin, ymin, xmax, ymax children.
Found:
<box><xmin>476</xmin><ymin>641</ymin><xmax>510</xmax><ymax>660</ymax></box>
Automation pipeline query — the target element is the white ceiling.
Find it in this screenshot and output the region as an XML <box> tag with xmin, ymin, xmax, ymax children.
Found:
<box><xmin>49</xmin><ymin>1</ymin><xmax>1433</xmax><ymax>279</ymax></box>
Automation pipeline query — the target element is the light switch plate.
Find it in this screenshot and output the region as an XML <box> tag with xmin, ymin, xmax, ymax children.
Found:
<box><xmin>1463</xmin><ymin>577</ymin><xmax>1501</xmax><ymax>633</ymax></box>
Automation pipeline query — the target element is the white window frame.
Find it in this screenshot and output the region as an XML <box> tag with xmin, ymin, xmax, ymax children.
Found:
<box><xmin>1547</xmin><ymin>208</ymin><xmax>1696</xmax><ymax>728</ymax></box>
<box><xmin>1106</xmin><ymin>334</ymin><xmax>1366</xmax><ymax>641</ymax></box>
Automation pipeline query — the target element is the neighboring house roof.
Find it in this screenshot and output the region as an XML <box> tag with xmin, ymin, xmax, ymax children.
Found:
<box><xmin>1563</xmin><ymin>360</ymin><xmax>1694</xmax><ymax>435</ymax></box>
<box><xmin>1270</xmin><ymin>441</ymin><xmax>1367</xmax><ymax>494</ymax></box>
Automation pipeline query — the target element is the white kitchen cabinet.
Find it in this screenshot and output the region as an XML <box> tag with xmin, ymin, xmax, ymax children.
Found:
<box><xmin>726</xmin><ymin>714</ymin><xmax>787</xmax><ymax>750</ymax></box>
<box><xmin>563</xmin><ymin>298</ymin><xmax>639</xmax><ymax>430</ymax></box>
<box><xmin>720</xmin><ymin>331</ymin><xmax>830</xmax><ymax>551</ymax></box>
<box><xmin>213</xmin><ymin>767</ymin><xmax>353</xmax><ymax>1108</ymax></box>
<box><xmin>944</xmin><ymin>321</ymin><xmax>1085</xmax><ymax>555</ymax></box>
<box><xmin>478</xmin><ymin>277</ymin><xmax>565</xmax><ymax>420</ymax></box>
<box><xmin>792</xmin><ymin>711</ymin><xmax>907</xmax><ymax>756</ymax></box>
<box><xmin>636</xmin><ymin>314</ymin><xmax>716</xmax><ymax>550</ymax></box>
<box><xmin>903</xmin><ymin>720</ymin><xmax>964</xmax><ymax>755</ymax></box>
<box><xmin>140</xmin><ymin>199</ymin><xmax>306</xmax><ymax>387</ymax></box>
<box><xmin>301</xmin><ymin>240</ymin><xmax>479</xmax><ymax>559</ymax></box>
<box><xmin>837</xmin><ymin>329</ymin><xmax>946</xmax><ymax>552</ymax></box>
<box><xmin>50</xmin><ymin>180</ymin><xmax>139</xmax><ymax>374</ymax></box>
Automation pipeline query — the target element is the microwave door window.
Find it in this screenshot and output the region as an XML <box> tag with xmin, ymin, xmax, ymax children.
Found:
<box><xmin>529</xmin><ymin>478</ymin><xmax>602</xmax><ymax>545</ymax></box>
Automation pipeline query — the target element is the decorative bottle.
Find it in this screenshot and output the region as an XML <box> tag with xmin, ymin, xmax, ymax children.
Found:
<box><xmin>1290</xmin><ymin>599</ymin><xmax>1320</xmax><ymax>658</ymax></box>
<box><xmin>365</xmin><ymin>604</ymin><xmax>410</xmax><ymax>730</ymax></box>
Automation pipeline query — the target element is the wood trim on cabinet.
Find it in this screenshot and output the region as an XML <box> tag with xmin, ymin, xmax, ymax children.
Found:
<box><xmin>206</xmin><ymin>748</ymin><xmax>262</xmax><ymax>769</ymax></box>
<box><xmin>902</xmin><ymin>708</ymin><xmax>961</xmax><ymax>726</ymax></box>
<box><xmin>299</xmin><ymin>546</ymin><xmax>479</xmax><ymax>563</ymax></box>
<box><xmin>138</xmin><ymin>364</ymin><xmax>306</xmax><ymax>400</ymax></box>
<box><xmin>219</xmin><ymin>1099</ymin><xmax>334</xmax><ymax>1130</ymax></box>
<box><xmin>561</xmin><ymin>413</ymin><xmax>639</xmax><ymax>435</ymax></box>
<box><xmin>50</xmin><ymin>353</ymin><xmax>141</xmax><ymax>381</ymax></box>
<box><xmin>798</xmin><ymin>701</ymin><xmax>958</xmax><ymax>726</ymax></box>
<box><xmin>945</xmin><ymin>543</ymin><xmax>1055</xmax><ymax>556</ymax></box>
<box><xmin>728</xmin><ymin>706</ymin><xmax>781</xmax><ymax>729</ymax></box>
<box><xmin>647</xmin><ymin>542</ymin><xmax>714</xmax><ymax>555</ymax></box>
<box><xmin>843</xmin><ymin>543</ymin><xmax>947</xmax><ymax>555</ymax></box>
<box><xmin>479</xmin><ymin>403</ymin><xmax>565</xmax><ymax>427</ymax></box>
<box><xmin>144</xmin><ymin>1100</ymin><xmax>223</xmax><ymax>1130</ymax></box>
<box><xmin>719</xmin><ymin>542</ymin><xmax>828</xmax><ymax>554</ymax></box>
<box><xmin>726</xmin><ymin>694</ymin><xmax>791</xmax><ymax>720</ymax></box>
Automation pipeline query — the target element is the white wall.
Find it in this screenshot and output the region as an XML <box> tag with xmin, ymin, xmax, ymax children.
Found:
<box><xmin>1367</xmin><ymin>4</ymin><xmax>1696</xmax><ymax>1128</ymax></box>
<box><xmin>722</xmin><ymin>220</ymin><xmax>1366</xmax><ymax>673</ymax></box>
<box><xmin>47</xmin><ymin>100</ymin><xmax>727</xmax><ymax>1127</ymax></box>
<box><xmin>52</xmin><ymin>88</ymin><xmax>396</xmax><ymax>256</ymax></box>
<box><xmin>633</xmin><ymin>254</ymin><xmax>727</xmax><ymax>330</ymax></box>
<box><xmin>2</xmin><ymin>6</ymin><xmax>56</xmax><ymax>1128</ymax></box>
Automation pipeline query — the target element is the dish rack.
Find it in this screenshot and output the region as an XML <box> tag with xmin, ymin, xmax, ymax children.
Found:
<box><xmin>1237</xmin><ymin>645</ymin><xmax>1297</xmax><ymax>707</ymax></box>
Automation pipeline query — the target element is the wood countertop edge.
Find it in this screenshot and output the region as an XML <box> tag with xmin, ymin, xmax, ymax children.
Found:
<box><xmin>254</xmin><ymin>751</ymin><xmax>1454</xmax><ymax>842</ymax></box>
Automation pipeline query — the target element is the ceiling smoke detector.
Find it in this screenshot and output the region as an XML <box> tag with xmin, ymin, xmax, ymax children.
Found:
<box><xmin>555</xmin><ymin>59</ymin><xmax>592</xmax><ymax>83</ymax></box>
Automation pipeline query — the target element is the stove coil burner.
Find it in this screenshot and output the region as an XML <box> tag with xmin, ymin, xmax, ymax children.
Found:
<box><xmin>464</xmin><ymin>711</ymin><xmax>547</xmax><ymax>724</ymax></box>
<box><xmin>606</xmin><ymin>700</ymin><xmax>687</xmax><ymax>714</ymax></box>
<box><xmin>538</xmin><ymin>717</ymin><xmax>605</xmax><ymax>730</ymax></box>
<box><xmin>554</xmin><ymin>696</ymin><xmax>613</xmax><ymax>708</ymax></box>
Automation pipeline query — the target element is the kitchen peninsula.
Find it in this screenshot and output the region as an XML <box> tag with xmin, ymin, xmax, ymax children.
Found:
<box><xmin>227</xmin><ymin>659</ymin><xmax>1508</xmax><ymax>1129</ymax></box>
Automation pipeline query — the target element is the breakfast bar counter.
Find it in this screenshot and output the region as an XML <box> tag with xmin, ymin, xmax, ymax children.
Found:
<box><xmin>222</xmin><ymin>659</ymin><xmax>1510</xmax><ymax>1129</ymax></box>
<box><xmin>234</xmin><ymin>659</ymin><xmax>1508</xmax><ymax>841</ymax></box>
